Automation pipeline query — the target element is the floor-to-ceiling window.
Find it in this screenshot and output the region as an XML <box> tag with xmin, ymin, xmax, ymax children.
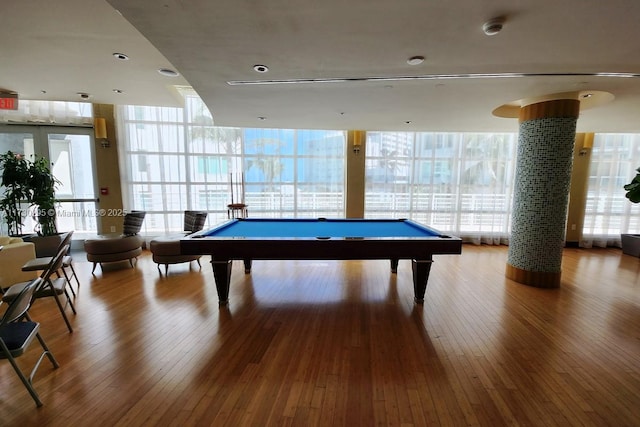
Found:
<box><xmin>581</xmin><ymin>133</ymin><xmax>640</xmax><ymax>247</ymax></box>
<box><xmin>116</xmin><ymin>91</ymin><xmax>640</xmax><ymax>243</ymax></box>
<box><xmin>4</xmin><ymin>97</ymin><xmax>640</xmax><ymax>244</ymax></box>
<box><xmin>117</xmin><ymin>94</ymin><xmax>345</xmax><ymax>233</ymax></box>
<box><xmin>364</xmin><ymin>131</ymin><xmax>517</xmax><ymax>244</ymax></box>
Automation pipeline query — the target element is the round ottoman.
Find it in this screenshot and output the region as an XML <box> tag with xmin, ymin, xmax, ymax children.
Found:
<box><xmin>84</xmin><ymin>234</ymin><xmax>144</xmax><ymax>273</ymax></box>
<box><xmin>149</xmin><ymin>234</ymin><xmax>202</xmax><ymax>275</ymax></box>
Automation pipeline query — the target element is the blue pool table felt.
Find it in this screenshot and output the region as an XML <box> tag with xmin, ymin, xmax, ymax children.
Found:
<box><xmin>203</xmin><ymin>218</ymin><xmax>441</xmax><ymax>238</ymax></box>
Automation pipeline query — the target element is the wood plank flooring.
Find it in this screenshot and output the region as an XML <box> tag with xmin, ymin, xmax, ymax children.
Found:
<box><xmin>0</xmin><ymin>244</ymin><xmax>639</xmax><ymax>426</ymax></box>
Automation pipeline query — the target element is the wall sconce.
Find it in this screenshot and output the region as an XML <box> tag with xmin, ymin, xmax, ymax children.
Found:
<box><xmin>94</xmin><ymin>117</ymin><xmax>109</xmax><ymax>148</ymax></box>
<box><xmin>353</xmin><ymin>130</ymin><xmax>363</xmax><ymax>155</ymax></box>
<box><xmin>579</xmin><ymin>133</ymin><xmax>594</xmax><ymax>156</ymax></box>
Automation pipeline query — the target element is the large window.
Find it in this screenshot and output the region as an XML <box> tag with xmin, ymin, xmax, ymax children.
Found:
<box><xmin>118</xmin><ymin>94</ymin><xmax>345</xmax><ymax>233</ymax></box>
<box><xmin>582</xmin><ymin>133</ymin><xmax>640</xmax><ymax>246</ymax></box>
<box><xmin>117</xmin><ymin>91</ymin><xmax>640</xmax><ymax>244</ymax></box>
<box><xmin>364</xmin><ymin>132</ymin><xmax>517</xmax><ymax>244</ymax></box>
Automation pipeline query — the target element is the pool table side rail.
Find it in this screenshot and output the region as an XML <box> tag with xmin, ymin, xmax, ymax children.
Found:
<box><xmin>180</xmin><ymin>235</ymin><xmax>462</xmax><ymax>261</ymax></box>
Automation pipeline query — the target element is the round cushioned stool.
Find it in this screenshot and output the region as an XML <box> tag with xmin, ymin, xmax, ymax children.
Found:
<box><xmin>84</xmin><ymin>234</ymin><xmax>144</xmax><ymax>274</ymax></box>
<box><xmin>149</xmin><ymin>235</ymin><xmax>202</xmax><ymax>275</ymax></box>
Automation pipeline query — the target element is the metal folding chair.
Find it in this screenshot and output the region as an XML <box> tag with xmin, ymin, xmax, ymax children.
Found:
<box><xmin>0</xmin><ymin>277</ymin><xmax>60</xmax><ymax>407</ymax></box>
<box><xmin>21</xmin><ymin>231</ymin><xmax>79</xmax><ymax>297</ymax></box>
<box><xmin>4</xmin><ymin>244</ymin><xmax>76</xmax><ymax>333</ymax></box>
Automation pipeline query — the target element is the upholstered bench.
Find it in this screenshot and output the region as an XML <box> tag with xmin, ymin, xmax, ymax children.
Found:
<box><xmin>84</xmin><ymin>234</ymin><xmax>144</xmax><ymax>273</ymax></box>
<box><xmin>149</xmin><ymin>235</ymin><xmax>203</xmax><ymax>275</ymax></box>
<box><xmin>148</xmin><ymin>210</ymin><xmax>207</xmax><ymax>275</ymax></box>
<box><xmin>83</xmin><ymin>211</ymin><xmax>146</xmax><ymax>274</ymax></box>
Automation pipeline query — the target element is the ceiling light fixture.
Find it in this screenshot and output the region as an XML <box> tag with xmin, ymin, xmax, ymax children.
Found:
<box><xmin>482</xmin><ymin>17</ymin><xmax>505</xmax><ymax>36</ymax></box>
<box><xmin>113</xmin><ymin>89</ymin><xmax>124</xmax><ymax>94</ymax></box>
<box><xmin>253</xmin><ymin>64</ymin><xmax>269</xmax><ymax>73</ymax></box>
<box><xmin>77</xmin><ymin>92</ymin><xmax>90</xmax><ymax>100</ymax></box>
<box><xmin>407</xmin><ymin>56</ymin><xmax>425</xmax><ymax>65</ymax></box>
<box><xmin>158</xmin><ymin>68</ymin><xmax>180</xmax><ymax>77</ymax></box>
<box><xmin>113</xmin><ymin>52</ymin><xmax>129</xmax><ymax>60</ymax></box>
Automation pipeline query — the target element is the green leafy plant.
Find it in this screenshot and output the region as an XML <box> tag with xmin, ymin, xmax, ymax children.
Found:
<box><xmin>29</xmin><ymin>156</ymin><xmax>59</xmax><ymax>236</ymax></box>
<box><xmin>0</xmin><ymin>151</ymin><xmax>31</xmax><ymax>235</ymax></box>
<box><xmin>624</xmin><ymin>167</ymin><xmax>640</xmax><ymax>203</ymax></box>
<box><xmin>0</xmin><ymin>151</ymin><xmax>60</xmax><ymax>236</ymax></box>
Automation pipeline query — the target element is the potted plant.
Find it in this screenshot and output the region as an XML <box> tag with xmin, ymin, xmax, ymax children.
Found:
<box><xmin>29</xmin><ymin>156</ymin><xmax>59</xmax><ymax>237</ymax></box>
<box><xmin>622</xmin><ymin>167</ymin><xmax>640</xmax><ymax>256</ymax></box>
<box><xmin>0</xmin><ymin>151</ymin><xmax>60</xmax><ymax>238</ymax></box>
<box><xmin>0</xmin><ymin>151</ymin><xmax>31</xmax><ymax>236</ymax></box>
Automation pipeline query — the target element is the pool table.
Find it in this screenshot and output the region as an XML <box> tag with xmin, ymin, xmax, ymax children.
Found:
<box><xmin>180</xmin><ymin>218</ymin><xmax>462</xmax><ymax>305</ymax></box>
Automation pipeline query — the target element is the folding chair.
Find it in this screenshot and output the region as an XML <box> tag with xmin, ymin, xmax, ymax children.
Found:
<box><xmin>61</xmin><ymin>237</ymin><xmax>81</xmax><ymax>296</ymax></box>
<box><xmin>4</xmin><ymin>244</ymin><xmax>76</xmax><ymax>333</ymax></box>
<box><xmin>0</xmin><ymin>277</ymin><xmax>60</xmax><ymax>407</ymax></box>
<box><xmin>22</xmin><ymin>231</ymin><xmax>79</xmax><ymax>297</ymax></box>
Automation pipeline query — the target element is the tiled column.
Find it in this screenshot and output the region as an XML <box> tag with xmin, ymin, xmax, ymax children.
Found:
<box><xmin>505</xmin><ymin>99</ymin><xmax>580</xmax><ymax>288</ymax></box>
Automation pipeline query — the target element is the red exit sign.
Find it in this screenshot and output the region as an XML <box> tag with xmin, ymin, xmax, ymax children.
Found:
<box><xmin>0</xmin><ymin>95</ymin><xmax>18</xmax><ymax>110</ymax></box>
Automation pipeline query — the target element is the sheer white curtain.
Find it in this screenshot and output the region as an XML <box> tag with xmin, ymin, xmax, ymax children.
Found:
<box><xmin>116</xmin><ymin>96</ymin><xmax>345</xmax><ymax>234</ymax></box>
<box><xmin>581</xmin><ymin>133</ymin><xmax>640</xmax><ymax>247</ymax></box>
<box><xmin>0</xmin><ymin>100</ymin><xmax>93</xmax><ymax>125</ymax></box>
<box><xmin>364</xmin><ymin>131</ymin><xmax>518</xmax><ymax>245</ymax></box>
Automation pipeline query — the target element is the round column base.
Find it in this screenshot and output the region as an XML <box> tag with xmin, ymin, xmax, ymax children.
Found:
<box><xmin>505</xmin><ymin>263</ymin><xmax>561</xmax><ymax>288</ymax></box>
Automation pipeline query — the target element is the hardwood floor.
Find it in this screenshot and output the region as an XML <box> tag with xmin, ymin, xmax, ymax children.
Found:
<box><xmin>1</xmin><ymin>244</ymin><xmax>639</xmax><ymax>426</ymax></box>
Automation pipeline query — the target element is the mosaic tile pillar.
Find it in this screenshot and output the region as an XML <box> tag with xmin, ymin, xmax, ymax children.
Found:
<box><xmin>506</xmin><ymin>99</ymin><xmax>580</xmax><ymax>288</ymax></box>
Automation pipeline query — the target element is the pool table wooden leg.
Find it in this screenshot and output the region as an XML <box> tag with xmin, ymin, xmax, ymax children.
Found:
<box><xmin>211</xmin><ymin>259</ymin><xmax>232</xmax><ymax>305</ymax></box>
<box><xmin>390</xmin><ymin>259</ymin><xmax>399</xmax><ymax>273</ymax></box>
<box><xmin>412</xmin><ymin>258</ymin><xmax>434</xmax><ymax>304</ymax></box>
<box><xmin>243</xmin><ymin>259</ymin><xmax>252</xmax><ymax>273</ymax></box>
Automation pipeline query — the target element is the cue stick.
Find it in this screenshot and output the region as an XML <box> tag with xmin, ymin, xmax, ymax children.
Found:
<box><xmin>230</xmin><ymin>173</ymin><xmax>234</xmax><ymax>204</ymax></box>
<box><xmin>241</xmin><ymin>172</ymin><xmax>245</xmax><ymax>203</ymax></box>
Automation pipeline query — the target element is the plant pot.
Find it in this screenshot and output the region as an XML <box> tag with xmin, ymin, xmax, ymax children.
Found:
<box><xmin>621</xmin><ymin>234</ymin><xmax>640</xmax><ymax>257</ymax></box>
<box><xmin>22</xmin><ymin>233</ymin><xmax>64</xmax><ymax>258</ymax></box>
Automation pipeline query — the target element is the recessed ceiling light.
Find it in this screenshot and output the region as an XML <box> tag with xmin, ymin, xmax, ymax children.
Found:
<box><xmin>582</xmin><ymin>93</ymin><xmax>593</xmax><ymax>98</ymax></box>
<box><xmin>113</xmin><ymin>53</ymin><xmax>129</xmax><ymax>60</ymax></box>
<box><xmin>158</xmin><ymin>68</ymin><xmax>180</xmax><ymax>77</ymax></box>
<box><xmin>407</xmin><ymin>56</ymin><xmax>425</xmax><ymax>66</ymax></box>
<box><xmin>258</xmin><ymin>116</ymin><xmax>266</xmax><ymax>120</ymax></box>
<box><xmin>113</xmin><ymin>89</ymin><xmax>124</xmax><ymax>94</ymax></box>
<box><xmin>253</xmin><ymin>64</ymin><xmax>269</xmax><ymax>73</ymax></box>
<box><xmin>482</xmin><ymin>17</ymin><xmax>505</xmax><ymax>36</ymax></box>
<box><xmin>77</xmin><ymin>92</ymin><xmax>90</xmax><ymax>99</ymax></box>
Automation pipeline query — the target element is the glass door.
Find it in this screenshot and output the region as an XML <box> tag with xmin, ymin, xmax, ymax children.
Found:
<box><xmin>46</xmin><ymin>129</ymin><xmax>98</xmax><ymax>237</ymax></box>
<box><xmin>0</xmin><ymin>125</ymin><xmax>99</xmax><ymax>236</ymax></box>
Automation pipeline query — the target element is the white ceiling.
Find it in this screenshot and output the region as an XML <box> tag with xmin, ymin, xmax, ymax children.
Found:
<box><xmin>4</xmin><ymin>0</ymin><xmax>640</xmax><ymax>133</ymax></box>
